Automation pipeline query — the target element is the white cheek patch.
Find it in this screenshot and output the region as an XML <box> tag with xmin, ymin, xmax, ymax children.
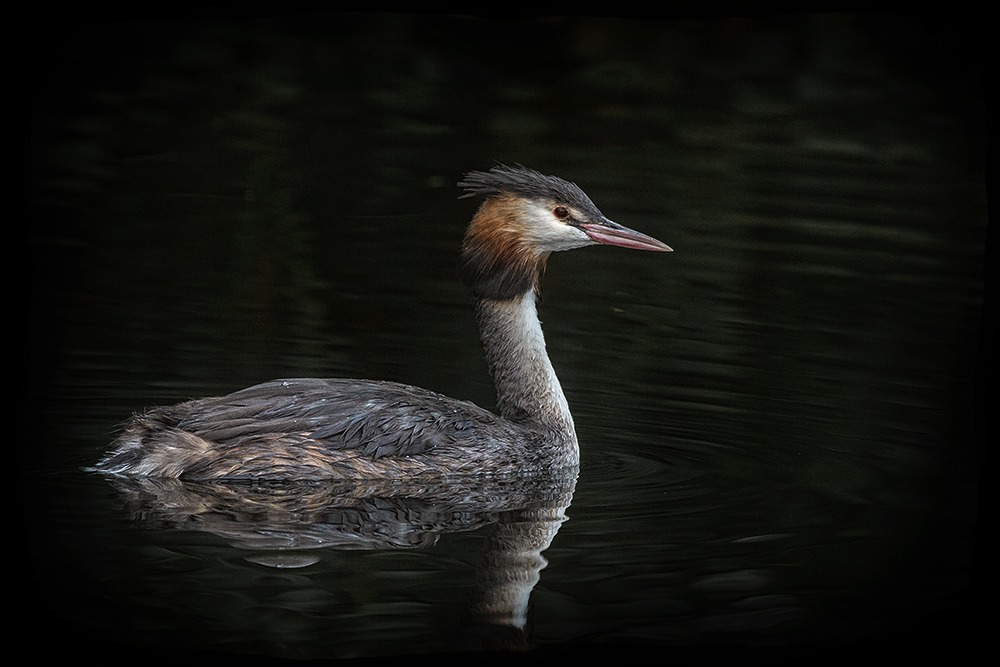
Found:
<box><xmin>519</xmin><ymin>201</ymin><xmax>595</xmax><ymax>253</ymax></box>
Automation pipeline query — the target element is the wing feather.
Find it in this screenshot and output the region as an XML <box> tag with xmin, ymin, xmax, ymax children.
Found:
<box><xmin>164</xmin><ymin>378</ymin><xmax>500</xmax><ymax>461</ymax></box>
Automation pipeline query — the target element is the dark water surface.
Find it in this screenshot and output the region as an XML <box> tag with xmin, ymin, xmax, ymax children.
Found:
<box><xmin>29</xmin><ymin>14</ymin><xmax>984</xmax><ymax>658</ymax></box>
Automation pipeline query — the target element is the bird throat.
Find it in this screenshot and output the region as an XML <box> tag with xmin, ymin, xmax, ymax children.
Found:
<box><xmin>471</xmin><ymin>292</ymin><xmax>576</xmax><ymax>441</ymax></box>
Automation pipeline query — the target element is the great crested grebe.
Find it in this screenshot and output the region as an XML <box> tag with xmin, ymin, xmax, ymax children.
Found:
<box><xmin>93</xmin><ymin>165</ymin><xmax>671</xmax><ymax>481</ymax></box>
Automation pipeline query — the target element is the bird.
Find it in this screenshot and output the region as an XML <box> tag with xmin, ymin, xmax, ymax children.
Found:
<box><xmin>92</xmin><ymin>165</ymin><xmax>671</xmax><ymax>481</ymax></box>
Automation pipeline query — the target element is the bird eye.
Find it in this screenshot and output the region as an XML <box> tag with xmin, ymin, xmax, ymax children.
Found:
<box><xmin>553</xmin><ymin>206</ymin><xmax>569</xmax><ymax>219</ymax></box>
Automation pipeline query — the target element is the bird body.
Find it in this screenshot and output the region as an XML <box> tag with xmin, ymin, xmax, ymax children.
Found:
<box><xmin>93</xmin><ymin>165</ymin><xmax>670</xmax><ymax>481</ymax></box>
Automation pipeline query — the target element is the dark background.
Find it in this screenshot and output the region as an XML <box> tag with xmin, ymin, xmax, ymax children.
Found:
<box><xmin>28</xmin><ymin>11</ymin><xmax>988</xmax><ymax>659</ymax></box>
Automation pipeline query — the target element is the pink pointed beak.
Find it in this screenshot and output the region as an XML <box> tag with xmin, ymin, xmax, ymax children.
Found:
<box><xmin>579</xmin><ymin>220</ymin><xmax>672</xmax><ymax>252</ymax></box>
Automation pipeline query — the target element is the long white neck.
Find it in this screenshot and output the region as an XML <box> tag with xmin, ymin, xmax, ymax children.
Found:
<box><xmin>472</xmin><ymin>291</ymin><xmax>576</xmax><ymax>442</ymax></box>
